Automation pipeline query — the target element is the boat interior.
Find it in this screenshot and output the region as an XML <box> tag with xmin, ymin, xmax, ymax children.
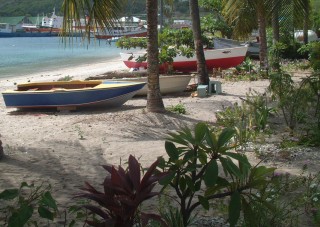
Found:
<box><xmin>16</xmin><ymin>80</ymin><xmax>102</xmax><ymax>91</ymax></box>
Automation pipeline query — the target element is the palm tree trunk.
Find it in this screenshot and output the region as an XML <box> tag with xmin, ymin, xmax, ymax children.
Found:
<box><xmin>257</xmin><ymin>7</ymin><xmax>268</xmax><ymax>72</ymax></box>
<box><xmin>189</xmin><ymin>0</ymin><xmax>209</xmax><ymax>85</ymax></box>
<box><xmin>146</xmin><ymin>0</ymin><xmax>165</xmax><ymax>112</ymax></box>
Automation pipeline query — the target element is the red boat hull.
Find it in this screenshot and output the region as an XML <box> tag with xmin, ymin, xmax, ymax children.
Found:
<box><xmin>120</xmin><ymin>46</ymin><xmax>248</xmax><ymax>73</ymax></box>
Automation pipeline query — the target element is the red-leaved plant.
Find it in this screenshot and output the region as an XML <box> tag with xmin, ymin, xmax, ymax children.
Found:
<box><xmin>76</xmin><ymin>155</ymin><xmax>166</xmax><ymax>227</ymax></box>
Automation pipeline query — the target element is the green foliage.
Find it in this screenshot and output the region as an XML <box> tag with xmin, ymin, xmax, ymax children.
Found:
<box><xmin>216</xmin><ymin>90</ymin><xmax>273</xmax><ymax>146</ymax></box>
<box><xmin>299</xmin><ymin>42</ymin><xmax>320</xmax><ymax>71</ymax></box>
<box><xmin>115</xmin><ymin>37</ymin><xmax>147</xmax><ymax>50</ymax></box>
<box><xmin>158</xmin><ymin>122</ymin><xmax>276</xmax><ymax>227</ymax></box>
<box><xmin>57</xmin><ymin>75</ymin><xmax>73</xmax><ymax>81</ymax></box>
<box><xmin>166</xmin><ymin>103</ymin><xmax>186</xmax><ymax>115</ymax></box>
<box><xmin>243</xmin><ymin>167</ymin><xmax>320</xmax><ymax>226</ymax></box>
<box><xmin>75</xmin><ymin>155</ymin><xmax>167</xmax><ymax>226</ymax></box>
<box><xmin>201</xmin><ymin>16</ymin><xmax>232</xmax><ymax>38</ymax></box>
<box><xmin>269</xmin><ymin>42</ymin><xmax>287</xmax><ymax>72</ymax></box>
<box><xmin>268</xmin><ymin>71</ymin><xmax>318</xmax><ymax>131</ymax></box>
<box><xmin>0</xmin><ymin>182</ymin><xmax>58</xmax><ymax>226</ymax></box>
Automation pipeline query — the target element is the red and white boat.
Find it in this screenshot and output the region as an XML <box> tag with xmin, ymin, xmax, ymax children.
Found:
<box><xmin>120</xmin><ymin>46</ymin><xmax>248</xmax><ymax>73</ymax></box>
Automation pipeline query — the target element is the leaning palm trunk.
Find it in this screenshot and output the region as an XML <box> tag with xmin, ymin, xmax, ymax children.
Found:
<box><xmin>146</xmin><ymin>0</ymin><xmax>165</xmax><ymax>112</ymax></box>
<box><xmin>189</xmin><ymin>0</ymin><xmax>209</xmax><ymax>85</ymax></box>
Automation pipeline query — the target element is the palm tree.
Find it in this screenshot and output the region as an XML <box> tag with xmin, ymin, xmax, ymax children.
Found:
<box><xmin>189</xmin><ymin>0</ymin><xmax>210</xmax><ymax>85</ymax></box>
<box><xmin>146</xmin><ymin>0</ymin><xmax>165</xmax><ymax>112</ymax></box>
<box><xmin>223</xmin><ymin>0</ymin><xmax>270</xmax><ymax>71</ymax></box>
<box><xmin>61</xmin><ymin>0</ymin><xmax>165</xmax><ymax>112</ymax></box>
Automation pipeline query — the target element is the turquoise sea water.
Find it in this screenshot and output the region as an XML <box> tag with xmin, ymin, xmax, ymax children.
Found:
<box><xmin>0</xmin><ymin>37</ymin><xmax>121</xmax><ymax>79</ymax></box>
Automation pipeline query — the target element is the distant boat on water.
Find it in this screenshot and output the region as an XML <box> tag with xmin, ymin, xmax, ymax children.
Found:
<box><xmin>0</xmin><ymin>9</ymin><xmax>61</xmax><ymax>38</ymax></box>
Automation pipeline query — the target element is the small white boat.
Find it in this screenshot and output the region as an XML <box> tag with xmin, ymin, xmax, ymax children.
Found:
<box><xmin>104</xmin><ymin>75</ymin><xmax>192</xmax><ymax>96</ymax></box>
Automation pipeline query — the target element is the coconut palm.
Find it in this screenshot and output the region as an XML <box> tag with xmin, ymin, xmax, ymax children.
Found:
<box><xmin>189</xmin><ymin>0</ymin><xmax>210</xmax><ymax>85</ymax></box>
<box><xmin>223</xmin><ymin>0</ymin><xmax>270</xmax><ymax>71</ymax></box>
<box><xmin>146</xmin><ymin>0</ymin><xmax>165</xmax><ymax>112</ymax></box>
<box><xmin>61</xmin><ymin>0</ymin><xmax>165</xmax><ymax>112</ymax></box>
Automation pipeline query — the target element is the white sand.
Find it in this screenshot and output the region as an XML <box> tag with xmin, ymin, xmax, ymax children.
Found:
<box><xmin>0</xmin><ymin>59</ymin><xmax>317</xmax><ymax>223</ymax></box>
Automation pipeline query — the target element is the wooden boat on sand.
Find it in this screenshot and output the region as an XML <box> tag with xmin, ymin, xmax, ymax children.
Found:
<box><xmin>120</xmin><ymin>46</ymin><xmax>248</xmax><ymax>73</ymax></box>
<box><xmin>2</xmin><ymin>80</ymin><xmax>146</xmax><ymax>110</ymax></box>
<box><xmin>103</xmin><ymin>74</ymin><xmax>192</xmax><ymax>96</ymax></box>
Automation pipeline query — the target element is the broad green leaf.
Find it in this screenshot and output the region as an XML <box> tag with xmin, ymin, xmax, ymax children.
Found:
<box><xmin>195</xmin><ymin>122</ymin><xmax>207</xmax><ymax>144</ymax></box>
<box><xmin>40</xmin><ymin>192</ymin><xmax>58</xmax><ymax>210</ymax></box>
<box><xmin>38</xmin><ymin>206</ymin><xmax>55</xmax><ymax>220</ymax></box>
<box><xmin>183</xmin><ymin>150</ymin><xmax>195</xmax><ymax>162</ymax></box>
<box><xmin>198</xmin><ymin>150</ymin><xmax>207</xmax><ymax>164</ymax></box>
<box><xmin>251</xmin><ymin>166</ymin><xmax>276</xmax><ymax>179</ymax></box>
<box><xmin>165</xmin><ymin>141</ymin><xmax>179</xmax><ymax>161</ymax></box>
<box><xmin>225</xmin><ymin>152</ymin><xmax>251</xmax><ymax>168</ymax></box>
<box><xmin>229</xmin><ymin>191</ymin><xmax>241</xmax><ymax>227</ymax></box>
<box><xmin>217</xmin><ymin>128</ymin><xmax>235</xmax><ymax>149</ymax></box>
<box><xmin>0</xmin><ymin>189</ymin><xmax>19</xmax><ymax>200</ymax></box>
<box><xmin>8</xmin><ymin>204</ymin><xmax>33</xmax><ymax>227</ymax></box>
<box><xmin>159</xmin><ymin>172</ymin><xmax>175</xmax><ymax>186</ymax></box>
<box><xmin>204</xmin><ymin>126</ymin><xmax>214</xmax><ymax>148</ymax></box>
<box><xmin>241</xmin><ymin>197</ymin><xmax>257</xmax><ymax>226</ymax></box>
<box><xmin>216</xmin><ymin>177</ymin><xmax>230</xmax><ymax>187</ymax></box>
<box><xmin>224</xmin><ymin>157</ymin><xmax>242</xmax><ymax>178</ymax></box>
<box><xmin>204</xmin><ymin>160</ymin><xmax>218</xmax><ymax>187</ymax></box>
<box><xmin>198</xmin><ymin>195</ymin><xmax>210</xmax><ymax>210</ymax></box>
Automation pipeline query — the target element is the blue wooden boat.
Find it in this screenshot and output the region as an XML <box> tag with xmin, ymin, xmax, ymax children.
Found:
<box><xmin>2</xmin><ymin>80</ymin><xmax>146</xmax><ymax>110</ymax></box>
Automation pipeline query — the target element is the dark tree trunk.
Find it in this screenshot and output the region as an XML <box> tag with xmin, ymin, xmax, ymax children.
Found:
<box><xmin>257</xmin><ymin>7</ymin><xmax>268</xmax><ymax>72</ymax></box>
<box><xmin>146</xmin><ymin>0</ymin><xmax>165</xmax><ymax>112</ymax></box>
<box><xmin>189</xmin><ymin>0</ymin><xmax>209</xmax><ymax>85</ymax></box>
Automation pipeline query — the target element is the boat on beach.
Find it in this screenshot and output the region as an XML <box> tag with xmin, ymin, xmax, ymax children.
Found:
<box><xmin>2</xmin><ymin>80</ymin><xmax>146</xmax><ymax>110</ymax></box>
<box><xmin>120</xmin><ymin>46</ymin><xmax>248</xmax><ymax>73</ymax></box>
<box><xmin>103</xmin><ymin>74</ymin><xmax>192</xmax><ymax>96</ymax></box>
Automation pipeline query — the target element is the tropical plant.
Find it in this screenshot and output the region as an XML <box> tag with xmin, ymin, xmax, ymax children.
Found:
<box><xmin>158</xmin><ymin>122</ymin><xmax>276</xmax><ymax>226</ymax></box>
<box><xmin>299</xmin><ymin>42</ymin><xmax>320</xmax><ymax>71</ymax></box>
<box><xmin>166</xmin><ymin>103</ymin><xmax>187</xmax><ymax>114</ymax></box>
<box><xmin>75</xmin><ymin>155</ymin><xmax>167</xmax><ymax>226</ymax></box>
<box><xmin>268</xmin><ymin>71</ymin><xmax>314</xmax><ymax>131</ymax></box>
<box><xmin>0</xmin><ymin>182</ymin><xmax>58</xmax><ymax>227</ymax></box>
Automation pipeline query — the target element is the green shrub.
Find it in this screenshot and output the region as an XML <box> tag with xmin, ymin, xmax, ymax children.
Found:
<box><xmin>0</xmin><ymin>182</ymin><xmax>58</xmax><ymax>227</ymax></box>
<box><xmin>158</xmin><ymin>123</ymin><xmax>276</xmax><ymax>227</ymax></box>
<box><xmin>166</xmin><ymin>103</ymin><xmax>186</xmax><ymax>114</ymax></box>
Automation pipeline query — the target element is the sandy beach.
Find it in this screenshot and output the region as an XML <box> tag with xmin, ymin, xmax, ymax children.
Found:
<box><xmin>1</xmin><ymin>58</ymin><xmax>319</xmax><ymax>224</ymax></box>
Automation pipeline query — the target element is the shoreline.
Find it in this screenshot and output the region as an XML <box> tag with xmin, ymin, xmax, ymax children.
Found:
<box><xmin>0</xmin><ymin>57</ymin><xmax>128</xmax><ymax>89</ymax></box>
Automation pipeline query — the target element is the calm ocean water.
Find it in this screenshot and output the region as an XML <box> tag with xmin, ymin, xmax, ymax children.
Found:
<box><xmin>0</xmin><ymin>37</ymin><xmax>121</xmax><ymax>79</ymax></box>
